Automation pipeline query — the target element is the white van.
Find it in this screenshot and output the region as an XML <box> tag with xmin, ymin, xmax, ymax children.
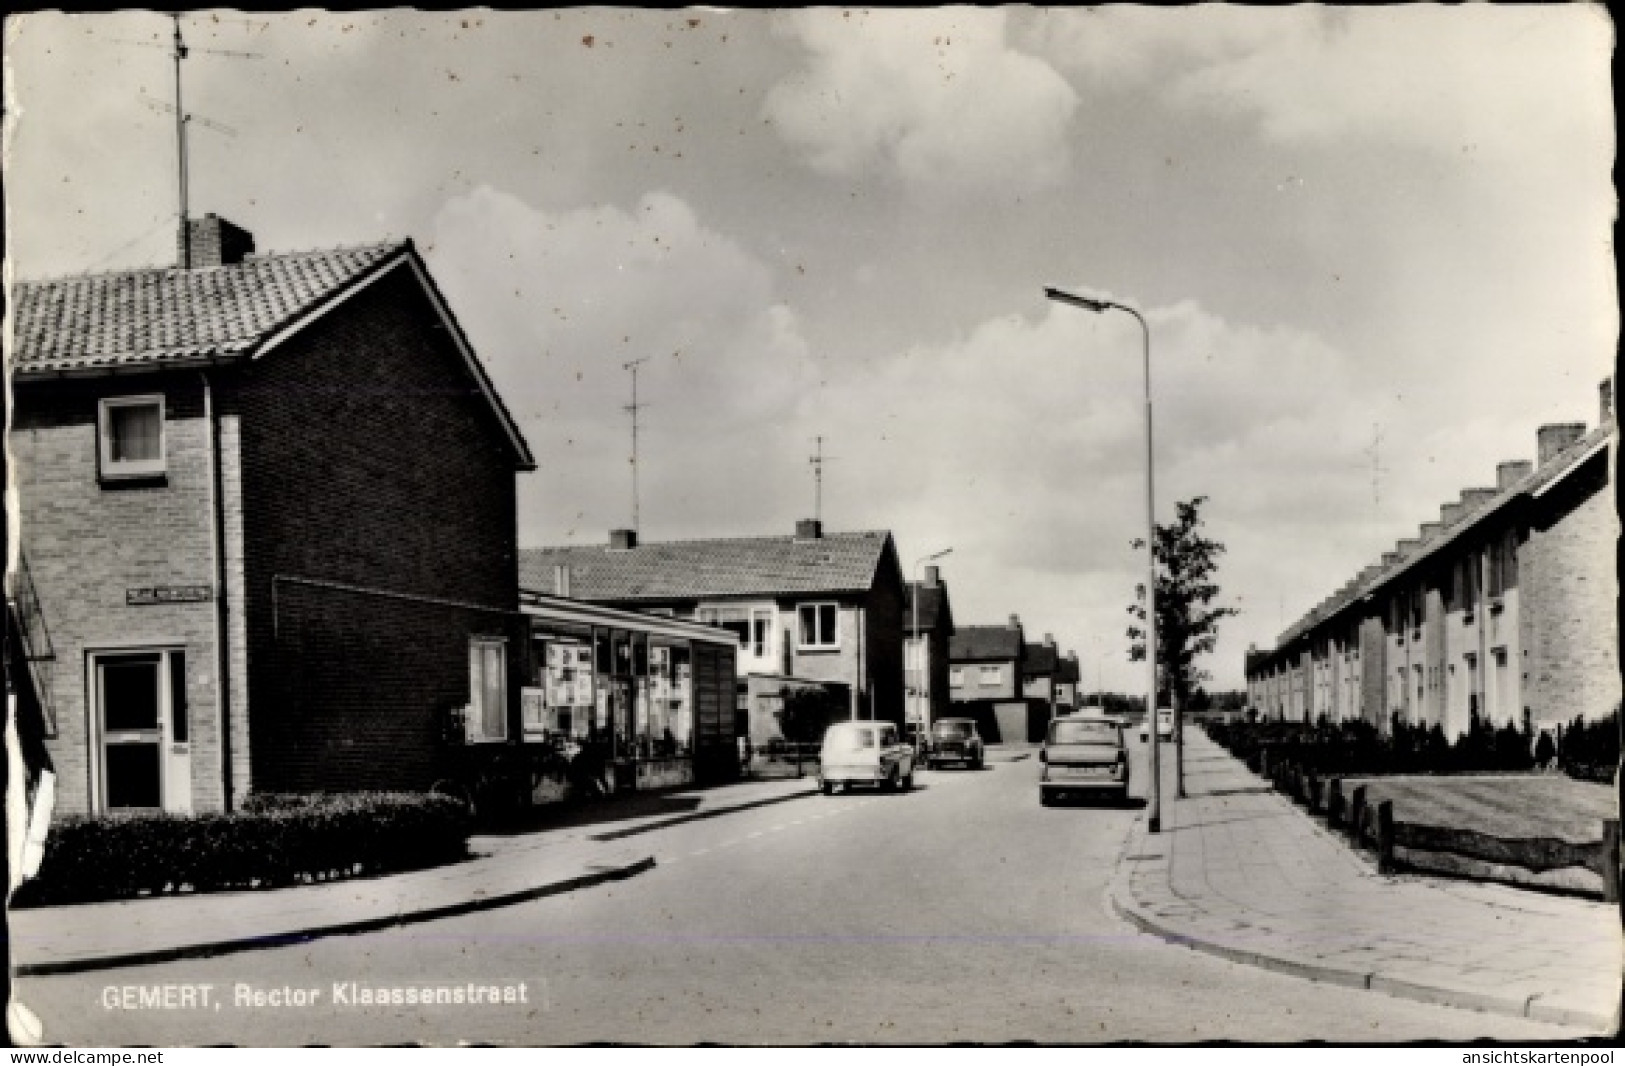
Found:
<box><xmin>817</xmin><ymin>721</ymin><xmax>916</xmax><ymax>795</ymax></box>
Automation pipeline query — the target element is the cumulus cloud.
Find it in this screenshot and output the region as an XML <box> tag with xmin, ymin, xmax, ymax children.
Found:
<box><xmin>1023</xmin><ymin>5</ymin><xmax>1610</xmax><ymax>161</ymax></box>
<box><xmin>763</xmin><ymin>8</ymin><xmax>1078</xmax><ymax>197</ymax></box>
<box><xmin>426</xmin><ymin>185</ymin><xmax>817</xmax><ymax>543</ymax></box>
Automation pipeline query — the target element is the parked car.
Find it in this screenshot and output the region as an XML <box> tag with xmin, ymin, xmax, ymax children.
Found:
<box><xmin>818</xmin><ymin>721</ymin><xmax>916</xmax><ymax>794</ymax></box>
<box><xmin>1139</xmin><ymin>708</ymin><xmax>1176</xmax><ymax>743</ymax></box>
<box><xmin>1040</xmin><ymin>716</ymin><xmax>1130</xmax><ymax>805</ymax></box>
<box><xmin>926</xmin><ymin>718</ymin><xmax>985</xmax><ymax>770</ymax></box>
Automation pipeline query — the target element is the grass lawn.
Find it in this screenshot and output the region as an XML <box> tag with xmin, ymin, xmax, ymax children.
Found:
<box><xmin>1347</xmin><ymin>773</ymin><xmax>1615</xmax><ymax>843</ymax></box>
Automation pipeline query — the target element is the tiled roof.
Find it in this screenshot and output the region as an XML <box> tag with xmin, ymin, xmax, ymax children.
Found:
<box><xmin>1056</xmin><ymin>656</ymin><xmax>1081</xmax><ymax>684</ymax></box>
<box><xmin>10</xmin><ymin>242</ymin><xmax>405</xmax><ymax>375</ymax></box>
<box><xmin>1270</xmin><ymin>417</ymin><xmax>1616</xmax><ymax>652</ymax></box>
<box><xmin>950</xmin><ymin>625</ymin><xmax>1023</xmax><ymax>663</ymax></box>
<box><xmin>1022</xmin><ymin>642</ymin><xmax>1060</xmax><ymax>677</ymax></box>
<box><xmin>903</xmin><ymin>582</ymin><xmax>952</xmax><ymax>634</ymax></box>
<box><xmin>519</xmin><ymin>531</ymin><xmax>895</xmax><ymax>602</ymax></box>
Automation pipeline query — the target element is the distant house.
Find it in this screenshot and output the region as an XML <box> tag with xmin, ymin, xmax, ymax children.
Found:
<box><xmin>1247</xmin><ymin>379</ymin><xmax>1619</xmax><ymax>737</ymax></box>
<box><xmin>7</xmin><ymin>215</ymin><xmax>537</xmax><ymax>815</ymax></box>
<box><xmin>1022</xmin><ymin>635</ymin><xmax>1062</xmax><ymax>707</ymax></box>
<box><xmin>904</xmin><ymin>564</ymin><xmax>956</xmax><ymax>735</ymax></box>
<box><xmin>1054</xmin><ymin>653</ymin><xmax>1082</xmax><ymax>711</ymax></box>
<box><xmin>948</xmin><ymin>616</ymin><xmax>1034</xmax><ymax>743</ymax></box>
<box><xmin>520</xmin><ymin>520</ymin><xmax>907</xmax><ymax>737</ymax></box>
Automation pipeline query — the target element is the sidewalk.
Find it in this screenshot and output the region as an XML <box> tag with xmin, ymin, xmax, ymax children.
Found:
<box><xmin>1109</xmin><ymin>728</ymin><xmax>1622</xmax><ymax>1034</ymax></box>
<box><xmin>8</xmin><ymin>775</ymin><xmax>816</xmax><ymax>976</ymax></box>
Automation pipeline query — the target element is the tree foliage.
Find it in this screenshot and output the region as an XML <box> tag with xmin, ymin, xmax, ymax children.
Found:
<box><xmin>1126</xmin><ymin>496</ymin><xmax>1239</xmax><ymax>710</ymax></box>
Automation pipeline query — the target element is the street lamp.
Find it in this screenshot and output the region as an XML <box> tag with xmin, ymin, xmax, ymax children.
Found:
<box><xmin>912</xmin><ymin>547</ymin><xmax>953</xmax><ymax>750</ymax></box>
<box><xmin>1044</xmin><ymin>287</ymin><xmax>1162</xmax><ymax>834</ymax></box>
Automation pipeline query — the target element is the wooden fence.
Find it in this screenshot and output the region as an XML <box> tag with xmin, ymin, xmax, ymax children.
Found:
<box><xmin>1259</xmin><ymin>750</ymin><xmax>1620</xmax><ymax>903</ymax></box>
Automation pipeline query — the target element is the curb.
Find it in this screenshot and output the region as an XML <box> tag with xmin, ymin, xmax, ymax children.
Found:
<box><xmin>1106</xmin><ymin>811</ymin><xmax>1617</xmax><ymax>1034</ymax></box>
<box><xmin>14</xmin><ymin>854</ymin><xmax>656</xmax><ymax>977</ymax></box>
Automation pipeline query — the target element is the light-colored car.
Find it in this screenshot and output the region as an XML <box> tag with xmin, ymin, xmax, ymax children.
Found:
<box><xmin>1041</xmin><ymin>717</ymin><xmax>1130</xmax><ymax>805</ymax></box>
<box><xmin>926</xmin><ymin>718</ymin><xmax>985</xmax><ymax>770</ymax></box>
<box><xmin>818</xmin><ymin>721</ymin><xmax>916</xmax><ymax>795</ymax></box>
<box><xmin>1139</xmin><ymin>708</ymin><xmax>1176</xmax><ymax>743</ymax></box>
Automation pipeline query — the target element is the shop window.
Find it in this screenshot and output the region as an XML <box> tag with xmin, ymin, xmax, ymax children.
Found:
<box><xmin>98</xmin><ymin>395</ymin><xmax>165</xmax><ymax>481</ymax></box>
<box><xmin>467</xmin><ymin>638</ymin><xmax>508</xmax><ymax>742</ymax></box>
<box><xmin>797</xmin><ymin>603</ymin><xmax>839</xmax><ymax>650</ymax></box>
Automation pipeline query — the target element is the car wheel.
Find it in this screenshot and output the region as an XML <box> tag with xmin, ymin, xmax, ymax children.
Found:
<box><xmin>820</xmin><ymin>780</ymin><xmax>834</xmax><ymax>795</ymax></box>
<box><xmin>900</xmin><ymin>770</ymin><xmax>913</xmax><ymax>792</ymax></box>
<box><xmin>886</xmin><ymin>767</ymin><xmax>901</xmax><ymax>792</ymax></box>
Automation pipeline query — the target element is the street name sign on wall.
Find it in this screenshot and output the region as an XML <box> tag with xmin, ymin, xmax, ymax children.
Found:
<box><xmin>126</xmin><ymin>585</ymin><xmax>213</xmax><ymax>606</ymax></box>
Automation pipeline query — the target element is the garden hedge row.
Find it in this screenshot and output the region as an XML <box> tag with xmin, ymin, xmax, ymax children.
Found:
<box><xmin>12</xmin><ymin>792</ymin><xmax>471</xmax><ymax>908</ymax></box>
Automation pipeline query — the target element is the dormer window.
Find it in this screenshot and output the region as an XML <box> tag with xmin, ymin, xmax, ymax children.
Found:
<box><xmin>99</xmin><ymin>395</ymin><xmax>165</xmax><ymax>481</ymax></box>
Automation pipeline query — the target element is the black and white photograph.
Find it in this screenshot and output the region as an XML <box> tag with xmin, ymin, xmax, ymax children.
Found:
<box><xmin>3</xmin><ymin>5</ymin><xmax>1619</xmax><ymax>1049</ymax></box>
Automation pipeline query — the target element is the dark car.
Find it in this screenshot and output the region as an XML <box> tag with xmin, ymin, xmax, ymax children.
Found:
<box><xmin>1039</xmin><ymin>717</ymin><xmax>1129</xmax><ymax>805</ymax></box>
<box><xmin>926</xmin><ymin>718</ymin><xmax>984</xmax><ymax>770</ymax></box>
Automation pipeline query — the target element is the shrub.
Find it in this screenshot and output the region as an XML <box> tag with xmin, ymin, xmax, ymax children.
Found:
<box><xmin>12</xmin><ymin>792</ymin><xmax>471</xmax><ymax>908</ymax></box>
<box><xmin>1560</xmin><ymin>708</ymin><xmax>1620</xmax><ymax>783</ymax></box>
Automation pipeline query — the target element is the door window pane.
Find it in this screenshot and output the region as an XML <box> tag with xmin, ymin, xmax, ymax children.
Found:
<box><xmin>105</xmin><ymin>744</ymin><xmax>162</xmax><ymax>808</ymax></box>
<box><xmin>103</xmin><ymin>658</ymin><xmax>160</xmax><ymax>731</ymax></box>
<box><xmin>169</xmin><ymin>652</ymin><xmax>188</xmax><ymax>743</ymax></box>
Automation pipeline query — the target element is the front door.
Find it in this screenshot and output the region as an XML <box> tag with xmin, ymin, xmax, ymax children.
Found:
<box><xmin>95</xmin><ymin>651</ymin><xmax>191</xmax><ymax>812</ymax></box>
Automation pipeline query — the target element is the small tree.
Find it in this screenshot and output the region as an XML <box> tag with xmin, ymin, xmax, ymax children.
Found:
<box><xmin>1126</xmin><ymin>496</ymin><xmax>1239</xmax><ymax>797</ymax></box>
<box><xmin>1126</xmin><ymin>496</ymin><xmax>1239</xmax><ymax>715</ymax></box>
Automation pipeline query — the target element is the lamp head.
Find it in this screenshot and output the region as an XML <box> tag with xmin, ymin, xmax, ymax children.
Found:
<box><xmin>1045</xmin><ymin>287</ymin><xmax>1111</xmax><ymax>314</ymax></box>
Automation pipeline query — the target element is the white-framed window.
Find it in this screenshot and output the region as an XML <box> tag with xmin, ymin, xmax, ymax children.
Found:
<box><xmin>98</xmin><ymin>394</ymin><xmax>166</xmax><ymax>480</ymax></box>
<box><xmin>697</xmin><ymin>605</ymin><xmax>774</xmax><ymax>659</ymax></box>
<box><xmin>797</xmin><ymin>602</ymin><xmax>839</xmax><ymax>650</ymax></box>
<box><xmin>467</xmin><ymin>638</ymin><xmax>508</xmax><ymax>742</ymax></box>
<box><xmin>979</xmin><ymin>665</ymin><xmax>1003</xmax><ymax>685</ymax></box>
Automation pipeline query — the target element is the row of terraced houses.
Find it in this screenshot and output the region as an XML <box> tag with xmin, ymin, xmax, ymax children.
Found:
<box><xmin>1245</xmin><ymin>381</ymin><xmax>1619</xmax><ymax>738</ymax></box>
<box><xmin>6</xmin><ymin>215</ymin><xmax>1086</xmax><ymax>818</ymax></box>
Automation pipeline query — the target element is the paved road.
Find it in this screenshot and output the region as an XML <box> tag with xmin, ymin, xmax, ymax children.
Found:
<box><xmin>17</xmin><ymin>741</ymin><xmax>1575</xmax><ymax>1045</ymax></box>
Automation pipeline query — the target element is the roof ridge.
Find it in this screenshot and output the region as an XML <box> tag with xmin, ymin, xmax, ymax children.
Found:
<box><xmin>12</xmin><ymin>238</ymin><xmax>408</xmax><ymax>287</ymax></box>
<box><xmin>523</xmin><ymin>529</ymin><xmax>891</xmax><ymax>552</ymax></box>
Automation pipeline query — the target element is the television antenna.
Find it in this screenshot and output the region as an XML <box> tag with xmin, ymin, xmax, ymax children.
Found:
<box><xmin>809</xmin><ymin>436</ymin><xmax>839</xmax><ymax>525</ymax></box>
<box><xmin>148</xmin><ymin>12</ymin><xmax>260</xmax><ymax>267</ymax></box>
<box><xmin>623</xmin><ymin>358</ymin><xmax>651</xmax><ymax>532</ymax></box>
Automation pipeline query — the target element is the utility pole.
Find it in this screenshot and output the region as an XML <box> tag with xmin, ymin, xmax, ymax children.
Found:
<box><xmin>172</xmin><ymin>13</ymin><xmax>190</xmax><ymax>266</ymax></box>
<box><xmin>624</xmin><ymin>358</ymin><xmax>650</xmax><ymax>532</ymax></box>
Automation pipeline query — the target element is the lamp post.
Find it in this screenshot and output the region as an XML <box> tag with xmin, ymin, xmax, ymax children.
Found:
<box><xmin>1044</xmin><ymin>287</ymin><xmax>1162</xmax><ymax>834</ymax></box>
<box><xmin>912</xmin><ymin>547</ymin><xmax>953</xmax><ymax>752</ymax></box>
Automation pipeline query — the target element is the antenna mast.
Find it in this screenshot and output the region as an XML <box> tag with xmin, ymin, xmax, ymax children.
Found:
<box><xmin>172</xmin><ymin>12</ymin><xmax>190</xmax><ymax>267</ymax></box>
<box><xmin>624</xmin><ymin>358</ymin><xmax>651</xmax><ymax>532</ymax></box>
<box><xmin>809</xmin><ymin>436</ymin><xmax>837</xmax><ymax>524</ymax></box>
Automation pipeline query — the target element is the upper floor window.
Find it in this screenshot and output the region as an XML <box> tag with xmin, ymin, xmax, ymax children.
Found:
<box><xmin>949</xmin><ymin>666</ymin><xmax>966</xmax><ymax>685</ymax></box>
<box><xmin>797</xmin><ymin>603</ymin><xmax>839</xmax><ymax>650</ymax></box>
<box><xmin>99</xmin><ymin>395</ymin><xmax>165</xmax><ymax>480</ymax></box>
<box><xmin>979</xmin><ymin>665</ymin><xmax>1003</xmax><ymax>685</ymax></box>
<box><xmin>700</xmin><ymin>605</ymin><xmax>775</xmax><ymax>658</ymax></box>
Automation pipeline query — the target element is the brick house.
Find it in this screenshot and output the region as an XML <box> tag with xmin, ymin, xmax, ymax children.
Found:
<box><xmin>1246</xmin><ymin>380</ymin><xmax>1619</xmax><ymax>738</ymax></box>
<box><xmin>948</xmin><ymin>616</ymin><xmax>1033</xmax><ymax>742</ymax></box>
<box><xmin>8</xmin><ymin>216</ymin><xmax>537</xmax><ymax>815</ymax></box>
<box><xmin>519</xmin><ymin>520</ymin><xmax>907</xmax><ymax>733</ymax></box>
<box><xmin>903</xmin><ymin>564</ymin><xmax>956</xmax><ymax>735</ymax></box>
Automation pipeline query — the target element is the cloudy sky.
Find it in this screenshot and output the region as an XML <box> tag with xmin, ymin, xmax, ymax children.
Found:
<box><xmin>5</xmin><ymin>7</ymin><xmax>1615</xmax><ymax>691</ymax></box>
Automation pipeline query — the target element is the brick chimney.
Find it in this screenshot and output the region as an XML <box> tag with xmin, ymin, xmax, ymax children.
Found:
<box><xmin>795</xmin><ymin>519</ymin><xmax>823</xmax><ymax>541</ymax></box>
<box><xmin>1419</xmin><ymin>521</ymin><xmax>1443</xmax><ymax>542</ymax></box>
<box><xmin>552</xmin><ymin>564</ymin><xmax>572</xmax><ymax>597</ymax></box>
<box><xmin>180</xmin><ymin>213</ymin><xmax>255</xmax><ymax>269</ymax></box>
<box><xmin>1396</xmin><ymin>538</ymin><xmax>1422</xmax><ymax>556</ymax></box>
<box><xmin>609</xmin><ymin>528</ymin><xmax>638</xmax><ymax>550</ymax></box>
<box><xmin>1381</xmin><ymin>552</ymin><xmax>1400</xmax><ymax>567</ymax></box>
<box><xmin>1602</xmin><ymin>378</ymin><xmax>1614</xmax><ymax>424</ymax></box>
<box><xmin>1497</xmin><ymin>460</ymin><xmax>1533</xmax><ymax>491</ymax></box>
<box><xmin>1044</xmin><ymin>633</ymin><xmax>1056</xmax><ymax>649</ymax></box>
<box><xmin>1460</xmin><ymin>487</ymin><xmax>1497</xmax><ymax>511</ymax></box>
<box><xmin>1537</xmin><ymin>423</ymin><xmax>1586</xmax><ymax>467</ymax></box>
<box><xmin>923</xmin><ymin>565</ymin><xmax>941</xmax><ymax>588</ymax></box>
<box><xmin>1440</xmin><ymin>502</ymin><xmax>1465</xmax><ymax>527</ymax></box>
<box><xmin>1008</xmin><ymin>614</ymin><xmax>1021</xmax><ymax>630</ymax></box>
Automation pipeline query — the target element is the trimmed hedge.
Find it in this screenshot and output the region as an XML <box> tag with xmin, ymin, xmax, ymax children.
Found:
<box><xmin>12</xmin><ymin>792</ymin><xmax>471</xmax><ymax>908</ymax></box>
<box><xmin>1205</xmin><ymin>714</ymin><xmax>1536</xmax><ymax>778</ymax></box>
